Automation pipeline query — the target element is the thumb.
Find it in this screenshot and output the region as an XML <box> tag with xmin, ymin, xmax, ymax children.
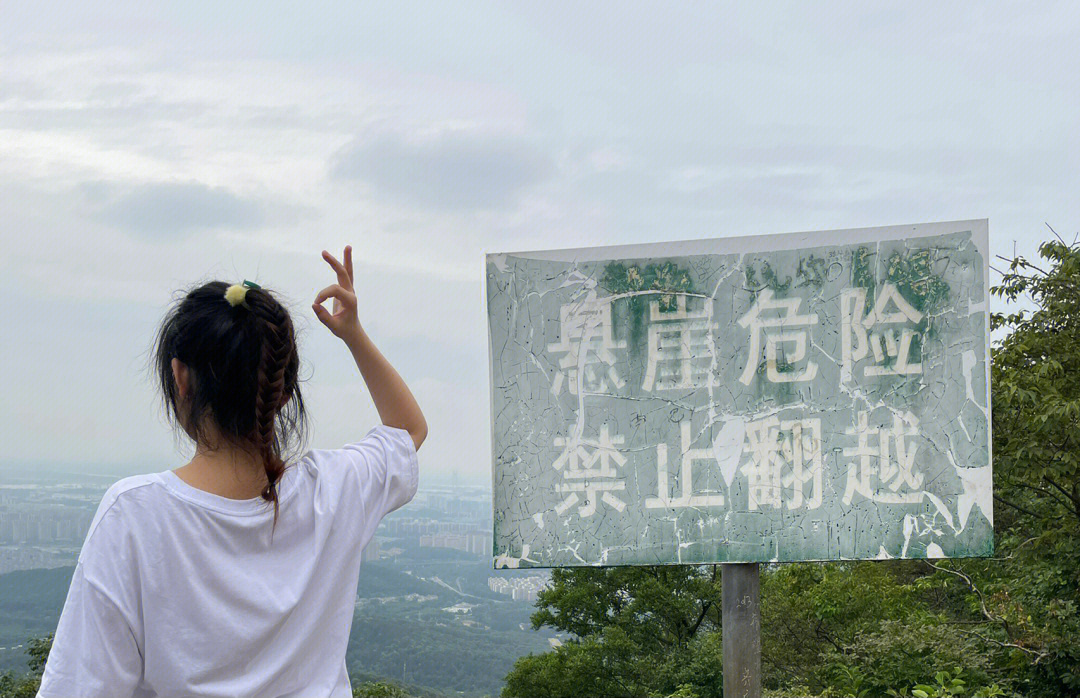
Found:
<box><xmin>312</xmin><ymin>302</ymin><xmax>332</xmax><ymax>326</ymax></box>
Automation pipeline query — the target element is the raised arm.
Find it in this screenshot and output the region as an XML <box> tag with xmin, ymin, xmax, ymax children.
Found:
<box><xmin>312</xmin><ymin>246</ymin><xmax>428</xmax><ymax>451</ymax></box>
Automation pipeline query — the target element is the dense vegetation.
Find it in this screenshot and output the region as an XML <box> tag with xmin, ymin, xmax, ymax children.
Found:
<box><xmin>501</xmin><ymin>238</ymin><xmax>1080</xmax><ymax>697</ymax></box>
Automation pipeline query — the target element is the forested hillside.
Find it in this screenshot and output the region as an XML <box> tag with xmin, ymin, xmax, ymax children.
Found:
<box><xmin>0</xmin><ymin>567</ymin><xmax>71</xmax><ymax>673</ymax></box>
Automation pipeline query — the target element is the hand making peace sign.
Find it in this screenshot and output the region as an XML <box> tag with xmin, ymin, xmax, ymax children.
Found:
<box><xmin>312</xmin><ymin>245</ymin><xmax>362</xmax><ymax>340</ymax></box>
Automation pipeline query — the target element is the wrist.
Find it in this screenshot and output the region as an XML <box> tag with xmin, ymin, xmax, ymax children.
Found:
<box><xmin>340</xmin><ymin>324</ymin><xmax>368</xmax><ymax>349</ymax></box>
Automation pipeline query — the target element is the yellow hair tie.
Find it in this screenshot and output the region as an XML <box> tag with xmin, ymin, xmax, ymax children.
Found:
<box><xmin>224</xmin><ymin>284</ymin><xmax>249</xmax><ymax>307</ymax></box>
<box><xmin>225</xmin><ymin>280</ymin><xmax>259</xmax><ymax>308</ymax></box>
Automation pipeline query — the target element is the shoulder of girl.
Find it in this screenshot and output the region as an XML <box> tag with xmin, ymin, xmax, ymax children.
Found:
<box><xmin>83</xmin><ymin>474</ymin><xmax>161</xmax><ymax>546</ymax></box>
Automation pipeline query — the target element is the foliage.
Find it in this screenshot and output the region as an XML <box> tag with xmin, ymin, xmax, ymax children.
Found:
<box><xmin>761</xmin><ymin>560</ymin><xmax>922</xmax><ymax>688</ymax></box>
<box><xmin>353</xmin><ymin>680</ymin><xmax>413</xmax><ymax>697</ymax></box>
<box><xmin>977</xmin><ymin>237</ymin><xmax>1080</xmax><ymax>694</ymax></box>
<box><xmin>818</xmin><ymin>621</ymin><xmax>994</xmax><ymax>696</ymax></box>
<box><xmin>886</xmin><ymin>668</ymin><xmax>1005</xmax><ymax>698</ymax></box>
<box><xmin>0</xmin><ymin>635</ymin><xmax>48</xmax><ymax>698</ymax></box>
<box><xmin>503</xmin><ymin>566</ymin><xmax>722</xmax><ymax>697</ymax></box>
<box><xmin>505</xmin><ymin>234</ymin><xmax>1080</xmax><ymax>697</ymax></box>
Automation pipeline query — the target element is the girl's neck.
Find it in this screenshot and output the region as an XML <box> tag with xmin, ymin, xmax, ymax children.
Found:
<box><xmin>172</xmin><ymin>444</ymin><xmax>269</xmax><ymax>500</ymax></box>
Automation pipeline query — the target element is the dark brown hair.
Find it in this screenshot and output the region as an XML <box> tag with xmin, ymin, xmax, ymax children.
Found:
<box><xmin>152</xmin><ymin>281</ymin><xmax>307</xmax><ymax>530</ymax></box>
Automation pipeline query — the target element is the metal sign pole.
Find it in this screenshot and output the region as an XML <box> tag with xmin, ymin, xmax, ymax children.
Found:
<box><xmin>722</xmin><ymin>562</ymin><xmax>761</xmax><ymax>698</ymax></box>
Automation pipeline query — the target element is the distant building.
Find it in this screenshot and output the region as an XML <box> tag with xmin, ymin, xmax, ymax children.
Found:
<box><xmin>362</xmin><ymin>537</ymin><xmax>381</xmax><ymax>562</ymax></box>
<box><xmin>488</xmin><ymin>574</ymin><xmax>547</xmax><ymax>602</ymax></box>
<box><xmin>466</xmin><ymin>531</ymin><xmax>488</xmax><ymax>556</ymax></box>
<box><xmin>418</xmin><ymin>529</ymin><xmax>490</xmax><ymax>555</ymax></box>
<box><xmin>0</xmin><ymin>507</ymin><xmax>91</xmax><ymax>546</ymax></box>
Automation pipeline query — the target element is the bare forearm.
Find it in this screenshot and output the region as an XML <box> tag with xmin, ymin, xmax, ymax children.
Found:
<box><xmin>311</xmin><ymin>246</ymin><xmax>426</xmax><ymax>449</ymax></box>
<box><xmin>342</xmin><ymin>327</ymin><xmax>427</xmax><ymax>450</ymax></box>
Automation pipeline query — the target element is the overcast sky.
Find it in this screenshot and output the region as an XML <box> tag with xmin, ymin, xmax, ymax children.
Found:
<box><xmin>2</xmin><ymin>2</ymin><xmax>1077</xmax><ymax>484</ymax></box>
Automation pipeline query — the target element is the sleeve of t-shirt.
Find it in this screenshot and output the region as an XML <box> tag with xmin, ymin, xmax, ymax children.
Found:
<box><xmin>36</xmin><ymin>563</ymin><xmax>142</xmax><ymax>698</ymax></box>
<box><xmin>337</xmin><ymin>424</ymin><xmax>419</xmax><ymax>534</ymax></box>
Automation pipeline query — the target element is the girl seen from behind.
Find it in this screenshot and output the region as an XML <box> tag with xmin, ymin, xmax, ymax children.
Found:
<box><xmin>38</xmin><ymin>246</ymin><xmax>426</xmax><ymax>697</ymax></box>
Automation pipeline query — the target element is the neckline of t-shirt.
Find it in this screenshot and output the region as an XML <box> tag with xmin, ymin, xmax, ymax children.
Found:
<box><xmin>159</xmin><ymin>463</ymin><xmax>303</xmax><ymax>516</ymax></box>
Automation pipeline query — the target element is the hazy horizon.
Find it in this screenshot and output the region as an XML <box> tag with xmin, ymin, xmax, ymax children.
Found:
<box><xmin>3</xmin><ymin>2</ymin><xmax>1078</xmax><ymax>484</ymax></box>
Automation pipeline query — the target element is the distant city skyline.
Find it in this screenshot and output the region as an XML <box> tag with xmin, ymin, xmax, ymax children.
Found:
<box><xmin>3</xmin><ymin>2</ymin><xmax>1078</xmax><ymax>482</ymax></box>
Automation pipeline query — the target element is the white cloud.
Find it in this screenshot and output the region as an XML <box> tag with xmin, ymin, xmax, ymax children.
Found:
<box><xmin>88</xmin><ymin>180</ymin><xmax>266</xmax><ymax>235</ymax></box>
<box><xmin>330</xmin><ymin>128</ymin><xmax>553</xmax><ymax>210</ymax></box>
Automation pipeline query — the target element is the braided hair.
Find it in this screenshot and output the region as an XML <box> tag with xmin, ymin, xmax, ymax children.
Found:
<box><xmin>152</xmin><ymin>281</ymin><xmax>307</xmax><ymax>532</ymax></box>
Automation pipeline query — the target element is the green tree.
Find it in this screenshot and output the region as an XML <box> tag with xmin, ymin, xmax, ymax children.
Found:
<box><xmin>502</xmin><ymin>566</ymin><xmax>723</xmax><ymax>697</ymax></box>
<box><xmin>0</xmin><ymin>634</ymin><xmax>50</xmax><ymax>698</ymax></box>
<box><xmin>763</xmin><ymin>560</ymin><xmax>927</xmax><ymax>692</ymax></box>
<box><xmin>353</xmin><ymin>680</ymin><xmax>413</xmax><ymax>697</ymax></box>
<box><xmin>931</xmin><ymin>236</ymin><xmax>1080</xmax><ymax>695</ymax></box>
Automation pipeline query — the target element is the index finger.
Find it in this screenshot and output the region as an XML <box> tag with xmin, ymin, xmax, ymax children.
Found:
<box><xmin>322</xmin><ymin>250</ymin><xmax>352</xmax><ymax>289</ymax></box>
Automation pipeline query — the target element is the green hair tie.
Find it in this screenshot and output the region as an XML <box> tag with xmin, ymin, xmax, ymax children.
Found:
<box><xmin>242</xmin><ymin>279</ymin><xmax>261</xmax><ymax>289</ymax></box>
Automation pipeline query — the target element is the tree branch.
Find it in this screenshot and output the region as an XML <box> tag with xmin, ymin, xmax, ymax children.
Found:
<box><xmin>1044</xmin><ymin>475</ymin><xmax>1080</xmax><ymax>517</ymax></box>
<box><xmin>956</xmin><ymin>628</ymin><xmax>1047</xmax><ymax>662</ymax></box>
<box><xmin>688</xmin><ymin>600</ymin><xmax>712</xmax><ymax>638</ymax></box>
<box><xmin>920</xmin><ymin>560</ymin><xmax>1034</xmax><ymax>657</ymax></box>
<box><xmin>993</xmin><ymin>493</ymin><xmax>1050</xmax><ymax>520</ymax></box>
<box><xmin>1008</xmin><ymin>480</ymin><xmax>1073</xmax><ymax>511</ymax></box>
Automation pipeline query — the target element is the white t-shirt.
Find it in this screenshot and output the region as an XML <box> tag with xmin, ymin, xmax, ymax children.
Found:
<box><xmin>37</xmin><ymin>425</ymin><xmax>419</xmax><ymax>698</ymax></box>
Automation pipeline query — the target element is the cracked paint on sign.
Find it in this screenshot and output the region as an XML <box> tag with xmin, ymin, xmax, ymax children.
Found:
<box><xmin>486</xmin><ymin>221</ymin><xmax>992</xmax><ymax>568</ymax></box>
